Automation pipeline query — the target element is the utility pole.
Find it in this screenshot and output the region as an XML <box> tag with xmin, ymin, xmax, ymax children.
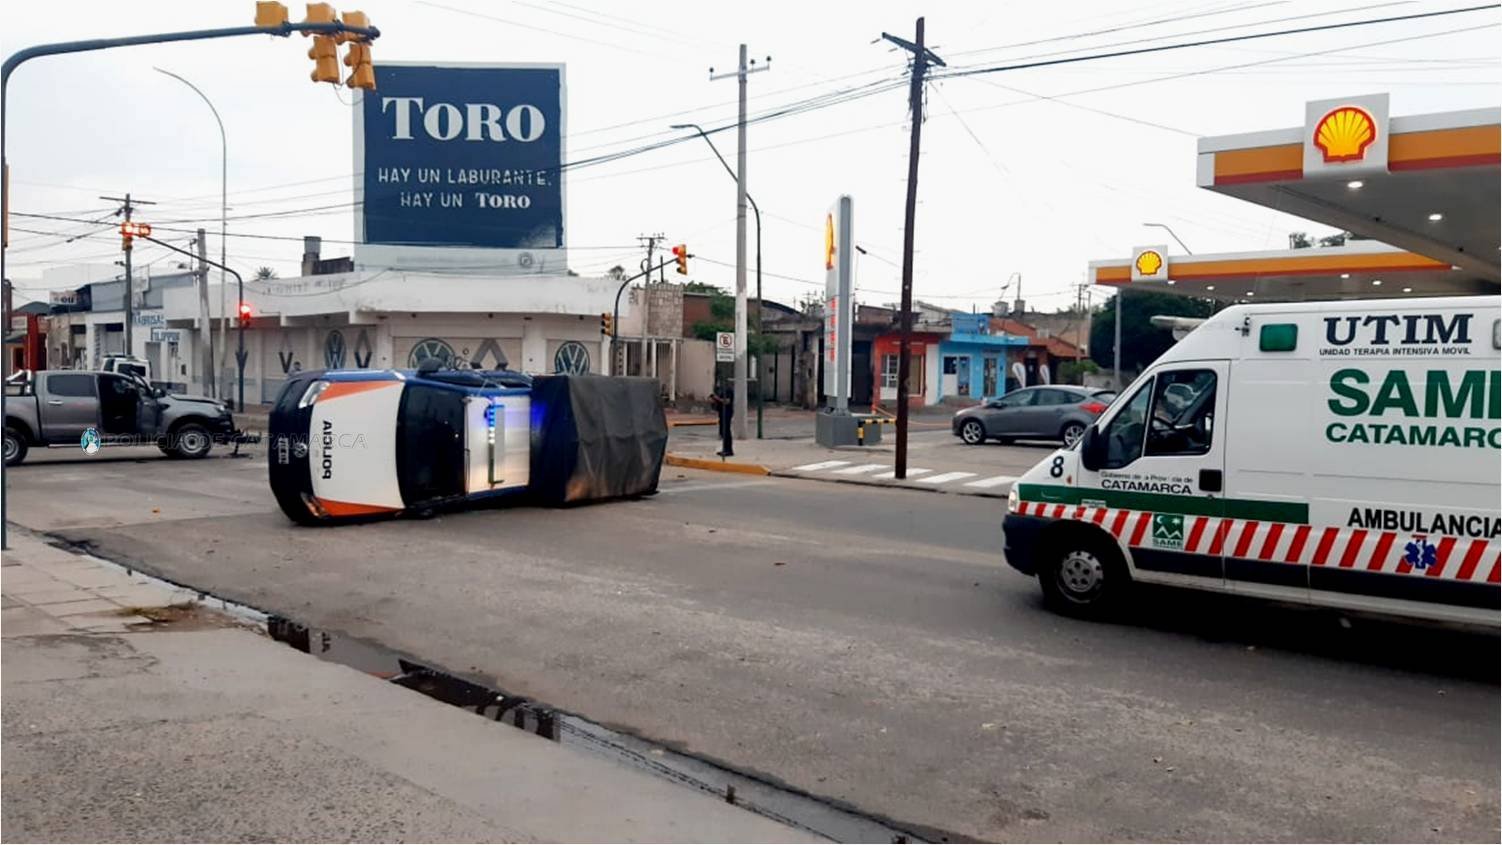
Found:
<box><xmin>712</xmin><ymin>45</ymin><xmax>769</xmax><ymax>441</ymax></box>
<box><xmin>100</xmin><ymin>193</ymin><xmax>155</xmax><ymax>360</ymax></box>
<box><xmin>881</xmin><ymin>18</ymin><xmax>944</xmax><ymax>479</ymax></box>
<box><xmin>637</xmin><ymin>233</ymin><xmax>661</xmax><ymax>378</ymax></box>
<box><xmin>195</xmin><ymin>229</ymin><xmax>214</xmax><ymax>397</ymax></box>
<box><xmin>1114</xmin><ymin>289</ymin><xmax>1124</xmax><ymax>390</ymax></box>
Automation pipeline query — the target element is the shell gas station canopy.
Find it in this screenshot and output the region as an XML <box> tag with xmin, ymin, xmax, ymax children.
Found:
<box><xmin>1089</xmin><ymin>94</ymin><xmax>1500</xmax><ymax>302</ymax></box>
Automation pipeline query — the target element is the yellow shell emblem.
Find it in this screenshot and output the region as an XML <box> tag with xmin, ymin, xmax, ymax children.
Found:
<box><xmin>1314</xmin><ymin>106</ymin><xmax>1377</xmax><ymax>163</ymax></box>
<box><xmin>824</xmin><ymin>213</ymin><xmax>836</xmax><ymax>270</ymax></box>
<box><xmin>1134</xmin><ymin>249</ymin><xmax>1164</xmax><ymax>277</ymax></box>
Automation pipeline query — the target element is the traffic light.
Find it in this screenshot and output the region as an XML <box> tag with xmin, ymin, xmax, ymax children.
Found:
<box><xmin>672</xmin><ymin>244</ymin><xmax>689</xmax><ymax>275</ymax></box>
<box><xmin>119</xmin><ymin>221</ymin><xmax>151</xmax><ymax>251</ymax></box>
<box><xmin>302</xmin><ymin>4</ymin><xmax>340</xmax><ymax>83</ymax></box>
<box><xmin>254</xmin><ymin>1</ymin><xmax>289</xmax><ymax>27</ymax></box>
<box><xmin>237</xmin><ymin>301</ymin><xmax>254</xmax><ymax>327</ymax></box>
<box><xmin>337</xmin><ymin>9</ymin><xmax>369</xmax><ymax>41</ymax></box>
<box><xmin>343</xmin><ymin>41</ymin><xmax>374</xmax><ymax>90</ymax></box>
<box><xmin>308</xmin><ymin>35</ymin><xmax>339</xmax><ymax>83</ymax></box>
<box><xmin>600</xmin><ymin>312</ymin><xmax>614</xmax><ymax>336</ymax></box>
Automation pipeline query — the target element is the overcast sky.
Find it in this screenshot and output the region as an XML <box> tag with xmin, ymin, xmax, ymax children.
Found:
<box><xmin>4</xmin><ymin>0</ymin><xmax>1498</xmax><ymax>311</ymax></box>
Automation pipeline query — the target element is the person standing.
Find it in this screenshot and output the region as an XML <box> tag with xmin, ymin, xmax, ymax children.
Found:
<box><xmin>710</xmin><ymin>379</ymin><xmax>734</xmax><ymax>458</ymax></box>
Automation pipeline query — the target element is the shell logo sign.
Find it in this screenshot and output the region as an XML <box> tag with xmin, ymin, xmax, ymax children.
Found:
<box><xmin>1134</xmin><ymin>249</ymin><xmax>1164</xmax><ymax>277</ymax></box>
<box><xmin>1313</xmin><ymin>105</ymin><xmax>1378</xmax><ymax>163</ymax></box>
<box><xmin>824</xmin><ymin>212</ymin><xmax>836</xmax><ymax>271</ymax></box>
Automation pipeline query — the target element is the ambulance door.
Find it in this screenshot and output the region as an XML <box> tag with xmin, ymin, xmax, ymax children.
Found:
<box><xmin>1083</xmin><ymin>362</ymin><xmax>1229</xmax><ymax>588</ymax></box>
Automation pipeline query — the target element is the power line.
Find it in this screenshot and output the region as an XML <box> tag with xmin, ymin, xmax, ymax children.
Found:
<box><xmin>935</xmin><ymin>3</ymin><xmax>1500</xmax><ymax>80</ymax></box>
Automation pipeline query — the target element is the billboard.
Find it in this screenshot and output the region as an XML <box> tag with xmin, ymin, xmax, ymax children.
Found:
<box><xmin>354</xmin><ymin>63</ymin><xmax>565</xmax><ymax>273</ymax></box>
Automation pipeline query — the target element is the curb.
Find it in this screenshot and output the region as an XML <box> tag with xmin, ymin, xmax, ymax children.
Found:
<box><xmin>665</xmin><ymin>454</ymin><xmax>772</xmax><ymax>475</ymax></box>
<box><xmin>667</xmin><ymin>417</ymin><xmax>717</xmax><ymax>428</ymax></box>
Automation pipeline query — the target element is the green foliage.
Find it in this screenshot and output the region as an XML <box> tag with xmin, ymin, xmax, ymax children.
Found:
<box><xmin>1059</xmin><ymin>359</ymin><xmax>1099</xmax><ymax>384</ymax></box>
<box><xmin>1090</xmin><ymin>291</ymin><xmax>1214</xmax><ymax>372</ymax></box>
<box><xmin>691</xmin><ymin>288</ymin><xmax>777</xmax><ymax>354</ymax></box>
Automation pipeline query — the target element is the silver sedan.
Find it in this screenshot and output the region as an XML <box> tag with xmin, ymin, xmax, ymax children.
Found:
<box><xmin>951</xmin><ymin>386</ymin><xmax>1117</xmax><ymax>447</ymax></box>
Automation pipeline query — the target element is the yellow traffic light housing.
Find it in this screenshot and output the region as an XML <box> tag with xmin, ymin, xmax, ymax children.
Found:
<box><xmin>338</xmin><ymin>10</ymin><xmax>369</xmax><ymax>42</ymax></box>
<box><xmin>600</xmin><ymin>313</ymin><xmax>614</xmax><ymax>336</ymax></box>
<box><xmin>344</xmin><ymin>42</ymin><xmax>374</xmax><ymax>89</ymax></box>
<box><xmin>672</xmin><ymin>244</ymin><xmax>689</xmax><ymax>275</ymax></box>
<box><xmin>301</xmin><ymin>2</ymin><xmax>337</xmax><ymax>28</ymax></box>
<box><xmin>308</xmin><ymin>35</ymin><xmax>339</xmax><ymax>83</ymax></box>
<box><xmin>255</xmin><ymin>1</ymin><xmax>289</xmax><ymax>27</ymax></box>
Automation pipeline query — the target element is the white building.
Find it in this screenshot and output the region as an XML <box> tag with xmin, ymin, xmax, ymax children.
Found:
<box><xmin>156</xmin><ymin>265</ymin><xmax>625</xmax><ymax>406</ymax></box>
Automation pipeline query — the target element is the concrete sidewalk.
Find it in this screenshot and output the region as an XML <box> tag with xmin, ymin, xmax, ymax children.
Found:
<box><xmin>1</xmin><ymin>529</ymin><xmax>811</xmax><ymax>844</ymax></box>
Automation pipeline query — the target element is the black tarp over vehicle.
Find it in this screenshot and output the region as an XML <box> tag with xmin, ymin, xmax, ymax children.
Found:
<box><xmin>529</xmin><ymin>375</ymin><xmax>668</xmax><ymax>505</ymax></box>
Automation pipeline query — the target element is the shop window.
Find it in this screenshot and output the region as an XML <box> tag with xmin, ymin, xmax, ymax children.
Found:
<box><xmin>881</xmin><ymin>354</ymin><xmax>899</xmax><ymax>389</ymax></box>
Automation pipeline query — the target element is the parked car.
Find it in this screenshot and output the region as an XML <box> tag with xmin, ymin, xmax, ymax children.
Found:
<box><xmin>952</xmin><ymin>386</ymin><xmax>1117</xmax><ymax>447</ymax></box>
<box><xmin>3</xmin><ymin>369</ymin><xmax>254</xmax><ymax>466</ymax></box>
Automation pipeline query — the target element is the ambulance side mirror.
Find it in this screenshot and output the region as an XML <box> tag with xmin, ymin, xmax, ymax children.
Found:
<box><xmin>1080</xmin><ymin>424</ymin><xmax>1105</xmax><ymax>472</ymax></box>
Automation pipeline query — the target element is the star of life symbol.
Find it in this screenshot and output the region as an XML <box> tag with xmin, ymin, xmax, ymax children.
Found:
<box><xmin>1403</xmin><ymin>536</ymin><xmax>1437</xmax><ymax>570</ymax></box>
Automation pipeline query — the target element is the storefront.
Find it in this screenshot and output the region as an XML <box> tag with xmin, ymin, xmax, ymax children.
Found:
<box><xmin>159</xmin><ymin>270</ymin><xmax>620</xmax><ymax>404</ymax></box>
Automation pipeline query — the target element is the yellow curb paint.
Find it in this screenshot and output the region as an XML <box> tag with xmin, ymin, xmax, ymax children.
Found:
<box><xmin>665</xmin><ymin>454</ymin><xmax>772</xmax><ymax>475</ymax></box>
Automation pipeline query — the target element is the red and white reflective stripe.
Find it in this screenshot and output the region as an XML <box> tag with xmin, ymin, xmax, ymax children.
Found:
<box><xmin>1014</xmin><ymin>500</ymin><xmax>1500</xmax><ymax>584</ymax></box>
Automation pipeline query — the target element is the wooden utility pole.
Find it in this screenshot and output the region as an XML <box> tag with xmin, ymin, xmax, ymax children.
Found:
<box><xmin>100</xmin><ymin>193</ymin><xmax>155</xmax><ymax>360</ymax></box>
<box><xmin>881</xmin><ymin>18</ymin><xmax>944</xmax><ymax>479</ymax></box>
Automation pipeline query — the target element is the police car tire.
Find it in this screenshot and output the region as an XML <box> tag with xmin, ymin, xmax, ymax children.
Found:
<box><xmin>3</xmin><ymin>426</ymin><xmax>27</xmax><ymax>467</ymax></box>
<box><xmin>1038</xmin><ymin>531</ymin><xmax>1127</xmax><ymax>616</ymax></box>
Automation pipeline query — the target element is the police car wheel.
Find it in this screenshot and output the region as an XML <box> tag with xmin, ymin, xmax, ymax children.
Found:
<box><xmin>960</xmin><ymin>419</ymin><xmax>987</xmax><ymax>445</ymax></box>
<box><xmin>1040</xmin><ymin>534</ymin><xmax>1123</xmax><ymax>614</ymax></box>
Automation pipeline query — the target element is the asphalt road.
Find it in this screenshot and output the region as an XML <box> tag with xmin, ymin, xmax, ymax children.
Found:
<box><xmin>4</xmin><ymin>444</ymin><xmax>1498</xmax><ymax>842</ymax></box>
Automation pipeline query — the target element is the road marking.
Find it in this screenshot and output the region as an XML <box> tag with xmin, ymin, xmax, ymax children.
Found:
<box><xmin>831</xmin><ymin>463</ymin><xmax>887</xmax><ymax>475</ymax></box>
<box><xmin>963</xmin><ymin>474</ymin><xmax>1018</xmax><ymax>489</ymax></box>
<box><xmin>791</xmin><ymin>460</ymin><xmax>850</xmax><ymax>472</ymax></box>
<box><xmin>873</xmin><ymin>467</ymin><xmax>930</xmax><ymax>479</ymax></box>
<box><xmin>915</xmin><ymin>471</ymin><xmax>977</xmax><ymax>485</ymax></box>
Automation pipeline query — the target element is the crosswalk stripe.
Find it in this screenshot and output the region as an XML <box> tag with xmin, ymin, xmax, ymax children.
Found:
<box><xmin>873</xmin><ymin>467</ymin><xmax>930</xmax><ymax>479</ymax></box>
<box><xmin>963</xmin><ymin>474</ymin><xmax>1018</xmax><ymax>488</ymax></box>
<box><xmin>915</xmin><ymin>471</ymin><xmax>977</xmax><ymax>485</ymax></box>
<box><xmin>791</xmin><ymin>460</ymin><xmax>850</xmax><ymax>472</ymax></box>
<box><xmin>831</xmin><ymin>463</ymin><xmax>887</xmax><ymax>475</ymax></box>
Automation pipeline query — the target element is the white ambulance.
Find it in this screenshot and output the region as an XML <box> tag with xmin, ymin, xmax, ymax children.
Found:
<box><xmin>1002</xmin><ymin>296</ymin><xmax>1500</xmax><ymax>627</ymax></box>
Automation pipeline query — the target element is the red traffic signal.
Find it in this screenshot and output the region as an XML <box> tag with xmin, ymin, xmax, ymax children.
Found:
<box><xmin>237</xmin><ymin>301</ymin><xmax>254</xmax><ymax>325</ymax></box>
<box><xmin>119</xmin><ymin>221</ymin><xmax>152</xmax><ymax>238</ymax></box>
<box><xmin>671</xmin><ymin>244</ymin><xmax>688</xmax><ymax>275</ymax></box>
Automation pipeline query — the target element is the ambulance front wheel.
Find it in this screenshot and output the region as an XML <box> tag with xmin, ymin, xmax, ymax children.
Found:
<box><xmin>1039</xmin><ymin>532</ymin><xmax>1127</xmax><ymax>616</ymax></box>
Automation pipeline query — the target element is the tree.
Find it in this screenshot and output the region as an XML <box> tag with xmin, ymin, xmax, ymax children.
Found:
<box><xmin>607</xmin><ymin>265</ymin><xmax>626</xmax><ymax>281</ymax></box>
<box><xmin>1089</xmin><ymin>290</ymin><xmax>1214</xmax><ymax>372</ymax></box>
<box><xmin>690</xmin><ymin>287</ymin><xmax>775</xmax><ymax>354</ymax></box>
<box><xmin>254</xmin><ymin>266</ymin><xmax>278</xmax><ymax>280</ymax></box>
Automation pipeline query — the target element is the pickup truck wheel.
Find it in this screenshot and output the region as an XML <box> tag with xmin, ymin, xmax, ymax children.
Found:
<box><xmin>1038</xmin><ymin>531</ymin><xmax>1128</xmax><ymax>618</ymax></box>
<box><xmin>3</xmin><ymin>426</ymin><xmax>27</xmax><ymax>467</ymax></box>
<box><xmin>170</xmin><ymin>424</ymin><xmax>213</xmax><ymax>459</ymax></box>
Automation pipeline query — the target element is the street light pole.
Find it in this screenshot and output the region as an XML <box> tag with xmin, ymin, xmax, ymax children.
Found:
<box><xmin>156</xmin><ymin>67</ymin><xmax>224</xmax><ymax>398</ymax></box>
<box><xmin>1143</xmin><ymin>222</ymin><xmax>1193</xmax><ymax>255</ymax></box>
<box><xmin>670</xmin><ymin>122</ymin><xmax>764</xmax><ymax>439</ymax></box>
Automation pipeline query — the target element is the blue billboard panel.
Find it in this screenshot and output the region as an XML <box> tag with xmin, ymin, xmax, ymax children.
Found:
<box><xmin>358</xmin><ymin>64</ymin><xmax>564</xmax><ymax>250</ymax></box>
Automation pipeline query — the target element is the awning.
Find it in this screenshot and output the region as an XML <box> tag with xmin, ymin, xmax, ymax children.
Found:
<box><xmin>1196</xmin><ymin>96</ymin><xmax>1499</xmax><ymax>281</ymax></box>
<box><xmin>1088</xmin><ymin>241</ymin><xmax>1496</xmax><ymax>302</ymax></box>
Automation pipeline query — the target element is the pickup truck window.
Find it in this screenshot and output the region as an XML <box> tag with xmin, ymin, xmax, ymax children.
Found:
<box><xmin>47</xmin><ymin>374</ymin><xmax>96</xmax><ymax>397</ymax></box>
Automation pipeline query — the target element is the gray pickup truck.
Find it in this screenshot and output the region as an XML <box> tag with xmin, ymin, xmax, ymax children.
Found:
<box><xmin>3</xmin><ymin>370</ymin><xmax>251</xmax><ymax>466</ymax></box>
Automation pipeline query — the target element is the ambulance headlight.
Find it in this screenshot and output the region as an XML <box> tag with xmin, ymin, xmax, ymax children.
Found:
<box><xmin>1007</xmin><ymin>486</ymin><xmax>1019</xmax><ymax>514</ymax></box>
<box><xmin>297</xmin><ymin>380</ymin><xmax>331</xmax><ymax>409</ymax></box>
